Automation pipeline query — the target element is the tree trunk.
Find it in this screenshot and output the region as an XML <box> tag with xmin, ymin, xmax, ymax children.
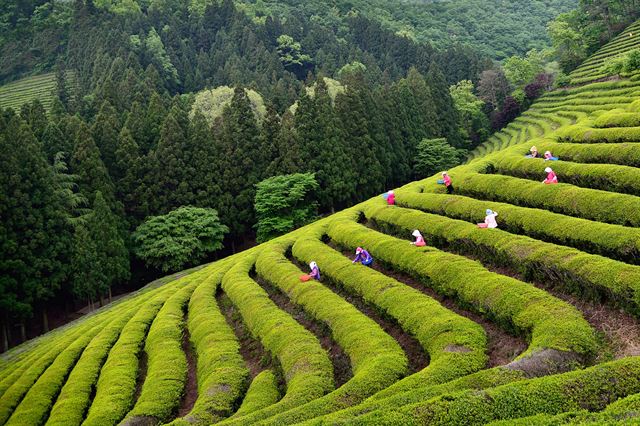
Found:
<box><xmin>1</xmin><ymin>322</ymin><xmax>8</xmax><ymax>353</ymax></box>
<box><xmin>42</xmin><ymin>308</ymin><xmax>49</xmax><ymax>333</ymax></box>
<box><xmin>231</xmin><ymin>240</ymin><xmax>236</xmax><ymax>254</ymax></box>
<box><xmin>108</xmin><ymin>287</ymin><xmax>112</xmax><ymax>304</ymax></box>
<box><xmin>99</xmin><ymin>294</ymin><xmax>105</xmax><ymax>308</ymax></box>
<box><xmin>19</xmin><ymin>321</ymin><xmax>26</xmax><ymax>343</ymax></box>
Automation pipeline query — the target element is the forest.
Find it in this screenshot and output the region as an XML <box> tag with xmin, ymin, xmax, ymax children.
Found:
<box><xmin>0</xmin><ymin>0</ymin><xmax>636</xmax><ymax>350</ymax></box>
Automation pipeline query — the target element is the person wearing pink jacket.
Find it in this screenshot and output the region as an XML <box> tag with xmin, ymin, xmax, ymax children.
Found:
<box><xmin>543</xmin><ymin>167</ymin><xmax>558</xmax><ymax>184</ymax></box>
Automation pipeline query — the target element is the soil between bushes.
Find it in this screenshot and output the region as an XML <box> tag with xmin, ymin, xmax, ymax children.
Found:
<box><xmin>177</xmin><ymin>314</ymin><xmax>198</xmax><ymax>417</ymax></box>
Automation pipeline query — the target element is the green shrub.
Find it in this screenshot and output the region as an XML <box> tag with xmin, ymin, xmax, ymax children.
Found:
<box><xmin>251</xmin><ymin>240</ymin><xmax>407</xmax><ymax>424</ymax></box>
<box><xmin>290</xmin><ymin>232</ymin><xmax>486</xmax><ymax>397</ymax></box>
<box><xmin>170</xmin><ymin>262</ymin><xmax>248</xmax><ymax>425</ymax></box>
<box><xmin>491</xmin><ymin>154</ymin><xmax>640</xmax><ymax>197</ymax></box>
<box><xmin>83</xmin><ymin>281</ymin><xmax>183</xmax><ymax>426</ymax></box>
<box><xmin>532</xmin><ymin>140</ymin><xmax>640</xmax><ymax>168</ymax></box>
<box><xmin>233</xmin><ymin>370</ymin><xmax>280</xmax><ymax>418</ymax></box>
<box><xmin>45</xmin><ymin>307</ymin><xmax>138</xmax><ymax>426</ymax></box>
<box><xmin>593</xmin><ymin>110</ymin><xmax>640</xmax><ymax>128</ymax></box>
<box><xmin>216</xmin><ymin>253</ymin><xmax>334</xmax><ymax>426</ymax></box>
<box><xmin>446</xmin><ymin>170</ymin><xmax>640</xmax><ymax>227</ymax></box>
<box><xmin>350</xmin><ymin>356</ymin><xmax>640</xmax><ymax>425</ymax></box>
<box><xmin>326</xmin><ymin>214</ymin><xmax>598</xmax><ymax>360</ymax></box>
<box><xmin>123</xmin><ymin>279</ymin><xmax>199</xmax><ymax>424</ymax></box>
<box><xmin>557</xmin><ymin>123</ymin><xmax>640</xmax><ymax>143</ymax></box>
<box><xmin>367</xmin><ymin>199</ymin><xmax>640</xmax><ymax>315</ymax></box>
<box><xmin>4</xmin><ymin>324</ymin><xmax>105</xmax><ymax>426</ymax></box>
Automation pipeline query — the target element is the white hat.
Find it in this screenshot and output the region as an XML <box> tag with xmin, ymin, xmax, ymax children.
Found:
<box><xmin>442</xmin><ymin>171</ymin><xmax>448</xmax><ymax>176</ymax></box>
<box><xmin>545</xmin><ymin>167</ymin><xmax>552</xmax><ymax>173</ymax></box>
<box><xmin>544</xmin><ymin>151</ymin><xmax>551</xmax><ymax>156</ymax></box>
<box><xmin>388</xmin><ymin>190</ymin><xmax>394</xmax><ymax>194</ymax></box>
<box><xmin>309</xmin><ymin>261</ymin><xmax>317</xmax><ymax>269</ymax></box>
<box><xmin>412</xmin><ymin>230</ymin><xmax>421</xmax><ymax>237</ymax></box>
<box><xmin>486</xmin><ymin>209</ymin><xmax>493</xmax><ymax>215</ymax></box>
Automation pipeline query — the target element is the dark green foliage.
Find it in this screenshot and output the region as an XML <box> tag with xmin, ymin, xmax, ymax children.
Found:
<box><xmin>70</xmin><ymin>223</ymin><xmax>104</xmax><ymax>303</ymax></box>
<box><xmin>0</xmin><ymin>117</ymin><xmax>71</xmax><ymax>321</ymax></box>
<box><xmin>216</xmin><ymin>88</ymin><xmax>268</xmax><ymax>238</ymax></box>
<box><xmin>426</xmin><ymin>62</ymin><xmax>463</xmax><ymax>148</ymax></box>
<box><xmin>91</xmin><ymin>101</ymin><xmax>120</xmax><ymax>176</ymax></box>
<box><xmin>132</xmin><ymin>206</ymin><xmax>228</xmax><ymax>272</ymax></box>
<box><xmin>88</xmin><ymin>191</ymin><xmax>129</xmax><ymax>295</ymax></box>
<box><xmin>414</xmin><ymin>138</ymin><xmax>460</xmax><ymax>178</ymax></box>
<box><xmin>254</xmin><ymin>173</ymin><xmax>319</xmax><ymax>243</ymax></box>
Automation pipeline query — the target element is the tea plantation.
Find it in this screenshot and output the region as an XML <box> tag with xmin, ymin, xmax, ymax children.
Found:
<box><xmin>4</xmin><ymin>19</ymin><xmax>640</xmax><ymax>426</ymax></box>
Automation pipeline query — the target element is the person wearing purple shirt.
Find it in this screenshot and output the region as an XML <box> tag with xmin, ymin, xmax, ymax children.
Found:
<box><xmin>309</xmin><ymin>261</ymin><xmax>321</xmax><ymax>280</ymax></box>
<box><xmin>352</xmin><ymin>247</ymin><xmax>373</xmax><ymax>266</ymax></box>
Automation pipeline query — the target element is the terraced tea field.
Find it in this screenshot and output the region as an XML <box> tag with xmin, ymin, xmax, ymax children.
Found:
<box><xmin>3</xmin><ymin>20</ymin><xmax>640</xmax><ymax>426</ymax></box>
<box><xmin>0</xmin><ymin>72</ymin><xmax>75</xmax><ymax>113</ymax></box>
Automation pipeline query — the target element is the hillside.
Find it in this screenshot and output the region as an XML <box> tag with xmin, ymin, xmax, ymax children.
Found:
<box><xmin>237</xmin><ymin>0</ymin><xmax>577</xmax><ymax>59</ymax></box>
<box><xmin>0</xmin><ymin>72</ymin><xmax>76</xmax><ymax>113</ymax></box>
<box><xmin>2</xmin><ymin>16</ymin><xmax>640</xmax><ymax>426</ymax></box>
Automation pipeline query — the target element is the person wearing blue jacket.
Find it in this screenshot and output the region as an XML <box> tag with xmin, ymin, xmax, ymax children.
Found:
<box><xmin>352</xmin><ymin>247</ymin><xmax>373</xmax><ymax>266</ymax></box>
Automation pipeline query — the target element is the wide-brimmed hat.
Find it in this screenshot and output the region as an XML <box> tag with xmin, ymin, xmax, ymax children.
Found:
<box><xmin>412</xmin><ymin>229</ymin><xmax>421</xmax><ymax>237</ymax></box>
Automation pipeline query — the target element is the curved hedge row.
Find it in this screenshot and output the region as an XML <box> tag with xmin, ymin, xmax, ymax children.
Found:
<box><xmin>446</xmin><ymin>170</ymin><xmax>640</xmax><ymax>227</ymax></box>
<box><xmin>233</xmin><ymin>371</ymin><xmax>280</xmax><ymax>418</ymax></box>
<box><xmin>348</xmin><ymin>356</ymin><xmax>640</xmax><ymax>425</ymax></box>
<box><xmin>170</xmin><ymin>262</ymin><xmax>248</xmax><ymax>425</ymax></box>
<box><xmin>491</xmin><ymin>154</ymin><xmax>640</xmax><ymax>197</ymax></box>
<box><xmin>593</xmin><ymin>110</ymin><xmax>640</xmax><ymax>128</ymax></box>
<box><xmin>216</xmin><ymin>253</ymin><xmax>334</xmax><ymax>426</ymax></box>
<box><xmin>4</xmin><ymin>323</ymin><xmax>106</xmax><ymax>426</ymax></box>
<box><xmin>82</xmin><ymin>281</ymin><xmax>181</xmax><ymax>425</ymax></box>
<box><xmin>252</xmin><ymin>241</ymin><xmax>407</xmax><ymax>424</ymax></box>
<box><xmin>290</xmin><ymin>232</ymin><xmax>487</xmax><ymax>398</ymax></box>
<box><xmin>122</xmin><ymin>278</ymin><xmax>199</xmax><ymax>424</ymax></box>
<box><xmin>557</xmin><ymin>123</ymin><xmax>640</xmax><ymax>143</ymax></box>
<box><xmin>395</xmin><ymin>190</ymin><xmax>640</xmax><ymax>264</ymax></box>
<box><xmin>326</xmin><ymin>214</ymin><xmax>598</xmax><ymax>362</ymax></box>
<box><xmin>366</xmin><ymin>200</ymin><xmax>640</xmax><ymax>315</ymax></box>
<box><xmin>531</xmin><ymin>140</ymin><xmax>640</xmax><ymax>167</ymax></box>
<box><xmin>45</xmin><ymin>306</ymin><xmax>138</xmax><ymax>426</ymax></box>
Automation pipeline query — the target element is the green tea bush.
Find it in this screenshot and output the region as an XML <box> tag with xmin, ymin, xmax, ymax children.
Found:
<box><xmin>83</xmin><ymin>282</ymin><xmax>181</xmax><ymax>426</ymax></box>
<box><xmin>449</xmin><ymin>171</ymin><xmax>640</xmax><ymax>227</ymax></box>
<box><xmin>366</xmin><ymin>200</ymin><xmax>640</xmax><ymax>315</ymax></box>
<box><xmin>233</xmin><ymin>370</ymin><xmax>280</xmax><ymax>418</ymax></box>
<box><xmin>533</xmin><ymin>141</ymin><xmax>640</xmax><ymax>167</ymax></box>
<box><xmin>557</xmin><ymin>123</ymin><xmax>640</xmax><ymax>143</ymax></box>
<box><xmin>491</xmin><ymin>154</ymin><xmax>640</xmax><ymax>197</ymax></box>
<box><xmin>123</xmin><ymin>279</ymin><xmax>199</xmax><ymax>424</ymax></box>
<box><xmin>326</xmin><ymin>215</ymin><xmax>598</xmax><ymax>361</ymax></box>
<box><xmin>290</xmin><ymin>232</ymin><xmax>487</xmax><ymax>398</ymax></box>
<box><xmin>171</xmin><ymin>263</ymin><xmax>248</xmax><ymax>425</ymax></box>
<box><xmin>4</xmin><ymin>324</ymin><xmax>105</xmax><ymax>426</ymax></box>
<box><xmin>216</xmin><ymin>253</ymin><xmax>333</xmax><ymax>425</ymax></box>
<box><xmin>253</xmin><ymin>241</ymin><xmax>407</xmax><ymax>424</ymax></box>
<box><xmin>46</xmin><ymin>307</ymin><xmax>138</xmax><ymax>426</ymax></box>
<box><xmin>593</xmin><ymin>110</ymin><xmax>640</xmax><ymax>128</ymax></box>
<box><xmin>350</xmin><ymin>356</ymin><xmax>640</xmax><ymax>425</ymax></box>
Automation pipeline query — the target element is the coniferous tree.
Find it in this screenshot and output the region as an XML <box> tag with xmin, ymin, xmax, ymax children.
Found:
<box><xmin>216</xmin><ymin>87</ymin><xmax>264</xmax><ymax>239</ymax></box>
<box><xmin>92</xmin><ymin>101</ymin><xmax>121</xmax><ymax>176</ymax></box>
<box><xmin>0</xmin><ymin>117</ymin><xmax>71</xmax><ymax>339</ymax></box>
<box><xmin>148</xmin><ymin>104</ymin><xmax>191</xmax><ymax>214</ymax></box>
<box><xmin>268</xmin><ymin>110</ymin><xmax>303</xmax><ymax>176</ymax></box>
<box><xmin>186</xmin><ymin>111</ymin><xmax>221</xmax><ymax>209</ymax></box>
<box><xmin>41</xmin><ymin>121</ymin><xmax>68</xmax><ymax>163</ymax></box>
<box><xmin>88</xmin><ymin>191</ymin><xmax>129</xmax><ymax>302</ymax></box>
<box><xmin>71</xmin><ymin>122</ymin><xmax>117</xmax><ymax>208</ymax></box>
<box><xmin>124</xmin><ymin>101</ymin><xmax>149</xmax><ymax>152</ymax></box>
<box><xmin>115</xmin><ymin>127</ymin><xmax>147</xmax><ymax>224</ymax></box>
<box><xmin>20</xmin><ymin>100</ymin><xmax>48</xmax><ymax>142</ymax></box>
<box><xmin>426</xmin><ymin>61</ymin><xmax>463</xmax><ymax>148</ymax></box>
<box><xmin>70</xmin><ymin>223</ymin><xmax>103</xmax><ymax>310</ymax></box>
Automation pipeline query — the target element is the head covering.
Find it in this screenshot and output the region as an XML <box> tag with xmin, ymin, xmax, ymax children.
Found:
<box><xmin>355</xmin><ymin>247</ymin><xmax>363</xmax><ymax>254</ymax></box>
<box><xmin>545</xmin><ymin>167</ymin><xmax>552</xmax><ymax>173</ymax></box>
<box><xmin>309</xmin><ymin>261</ymin><xmax>317</xmax><ymax>270</ymax></box>
<box><xmin>388</xmin><ymin>190</ymin><xmax>394</xmax><ymax>194</ymax></box>
<box><xmin>544</xmin><ymin>151</ymin><xmax>551</xmax><ymax>156</ymax></box>
<box><xmin>442</xmin><ymin>171</ymin><xmax>448</xmax><ymax>176</ymax></box>
<box><xmin>530</xmin><ymin>146</ymin><xmax>538</xmax><ymax>152</ymax></box>
<box><xmin>486</xmin><ymin>209</ymin><xmax>493</xmax><ymax>215</ymax></box>
<box><xmin>412</xmin><ymin>229</ymin><xmax>421</xmax><ymax>237</ymax></box>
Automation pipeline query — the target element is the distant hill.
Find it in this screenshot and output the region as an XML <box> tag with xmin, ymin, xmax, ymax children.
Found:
<box><xmin>237</xmin><ymin>0</ymin><xmax>578</xmax><ymax>59</ymax></box>
<box><xmin>0</xmin><ymin>71</ymin><xmax>75</xmax><ymax>113</ymax></box>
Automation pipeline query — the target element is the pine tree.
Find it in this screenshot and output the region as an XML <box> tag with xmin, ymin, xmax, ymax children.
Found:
<box><xmin>0</xmin><ymin>117</ymin><xmax>72</xmax><ymax>336</ymax></box>
<box><xmin>70</xmin><ymin>122</ymin><xmax>117</xmax><ymax>209</ymax></box>
<box><xmin>148</xmin><ymin>104</ymin><xmax>190</xmax><ymax>214</ymax></box>
<box><xmin>41</xmin><ymin>121</ymin><xmax>68</xmax><ymax>163</ymax></box>
<box><xmin>124</xmin><ymin>101</ymin><xmax>149</xmax><ymax>152</ymax></box>
<box><xmin>267</xmin><ymin>110</ymin><xmax>303</xmax><ymax>176</ymax></box>
<box><xmin>89</xmin><ymin>191</ymin><xmax>129</xmax><ymax>302</ymax></box>
<box><xmin>216</xmin><ymin>87</ymin><xmax>264</xmax><ymax>239</ymax></box>
<box><xmin>20</xmin><ymin>100</ymin><xmax>48</xmax><ymax>142</ymax></box>
<box><xmin>70</xmin><ymin>223</ymin><xmax>103</xmax><ymax>310</ymax></box>
<box><xmin>92</xmin><ymin>101</ymin><xmax>121</xmax><ymax>176</ymax></box>
<box><xmin>426</xmin><ymin>61</ymin><xmax>463</xmax><ymax>148</ymax></box>
<box><xmin>186</xmin><ymin>111</ymin><xmax>221</xmax><ymax>209</ymax></box>
<box><xmin>115</xmin><ymin>127</ymin><xmax>145</xmax><ymax>223</ymax></box>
